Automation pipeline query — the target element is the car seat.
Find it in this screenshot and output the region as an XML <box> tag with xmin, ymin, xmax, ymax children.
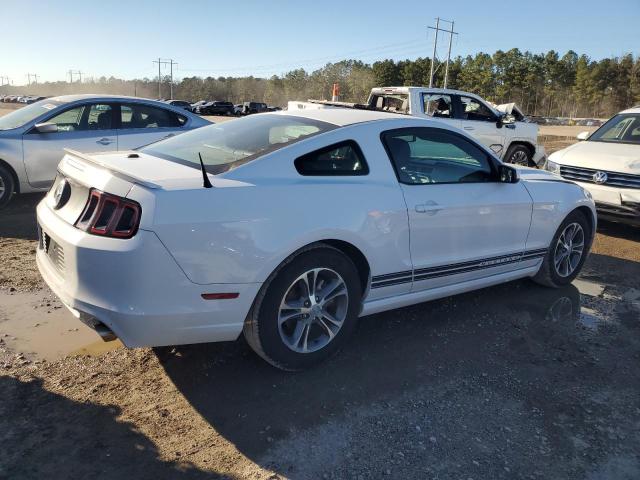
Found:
<box><xmin>386</xmin><ymin>138</ymin><xmax>412</xmax><ymax>182</ymax></box>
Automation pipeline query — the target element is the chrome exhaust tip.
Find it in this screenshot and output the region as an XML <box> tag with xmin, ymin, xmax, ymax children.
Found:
<box><xmin>78</xmin><ymin>312</ymin><xmax>118</xmax><ymax>342</ymax></box>
<box><xmin>94</xmin><ymin>324</ymin><xmax>117</xmax><ymax>342</ymax></box>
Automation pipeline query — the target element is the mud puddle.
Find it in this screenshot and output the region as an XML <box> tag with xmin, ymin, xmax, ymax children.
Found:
<box><xmin>0</xmin><ymin>289</ymin><xmax>122</xmax><ymax>360</ymax></box>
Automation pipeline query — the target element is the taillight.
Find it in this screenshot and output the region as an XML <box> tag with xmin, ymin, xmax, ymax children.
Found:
<box><xmin>75</xmin><ymin>189</ymin><xmax>141</xmax><ymax>239</ymax></box>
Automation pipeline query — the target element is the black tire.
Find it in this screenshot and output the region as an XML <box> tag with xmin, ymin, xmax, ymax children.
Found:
<box><xmin>0</xmin><ymin>164</ymin><xmax>16</xmax><ymax>209</ymax></box>
<box><xmin>504</xmin><ymin>144</ymin><xmax>534</xmax><ymax>167</ymax></box>
<box><xmin>532</xmin><ymin>210</ymin><xmax>592</xmax><ymax>288</ymax></box>
<box><xmin>243</xmin><ymin>244</ymin><xmax>362</xmax><ymax>371</ymax></box>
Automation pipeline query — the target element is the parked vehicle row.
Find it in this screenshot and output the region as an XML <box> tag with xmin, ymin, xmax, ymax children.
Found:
<box><xmin>1</xmin><ymin>94</ymin><xmax>48</xmax><ymax>104</ymax></box>
<box><xmin>0</xmin><ymin>95</ymin><xmax>210</xmax><ymax>207</ymax></box>
<box><xmin>164</xmin><ymin>98</ymin><xmax>281</xmax><ymax>116</ymax></box>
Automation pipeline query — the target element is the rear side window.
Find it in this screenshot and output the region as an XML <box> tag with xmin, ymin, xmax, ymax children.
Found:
<box><xmin>295</xmin><ymin>140</ymin><xmax>368</xmax><ymax>176</ymax></box>
<box><xmin>120</xmin><ymin>104</ymin><xmax>183</xmax><ymax>129</ymax></box>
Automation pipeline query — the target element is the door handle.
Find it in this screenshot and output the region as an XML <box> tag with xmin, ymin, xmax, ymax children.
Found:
<box><xmin>415</xmin><ymin>200</ymin><xmax>443</xmax><ymax>215</ymax></box>
<box><xmin>463</xmin><ymin>126</ymin><xmax>474</xmax><ymax>131</ymax></box>
<box><xmin>505</xmin><ymin>124</ymin><xmax>516</xmax><ymax>129</ymax></box>
<box><xmin>96</xmin><ymin>137</ymin><xmax>115</xmax><ymax>145</ymax></box>
<box><xmin>163</xmin><ymin>133</ymin><xmax>175</xmax><ymax>139</ymax></box>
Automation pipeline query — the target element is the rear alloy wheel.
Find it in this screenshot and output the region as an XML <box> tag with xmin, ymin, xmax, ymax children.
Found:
<box><xmin>505</xmin><ymin>144</ymin><xmax>533</xmax><ymax>167</ymax></box>
<box><xmin>0</xmin><ymin>164</ymin><xmax>16</xmax><ymax>209</ymax></box>
<box><xmin>532</xmin><ymin>210</ymin><xmax>591</xmax><ymax>288</ymax></box>
<box><xmin>244</xmin><ymin>245</ymin><xmax>361</xmax><ymax>371</ymax></box>
<box><xmin>278</xmin><ymin>268</ymin><xmax>349</xmax><ymax>353</ymax></box>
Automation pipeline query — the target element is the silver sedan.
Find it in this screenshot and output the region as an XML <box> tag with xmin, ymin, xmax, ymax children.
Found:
<box><xmin>0</xmin><ymin>94</ymin><xmax>210</xmax><ymax>207</ymax></box>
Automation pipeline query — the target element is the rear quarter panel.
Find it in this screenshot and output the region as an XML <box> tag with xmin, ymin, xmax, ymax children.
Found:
<box><xmin>145</xmin><ymin>123</ymin><xmax>412</xmax><ymax>288</ymax></box>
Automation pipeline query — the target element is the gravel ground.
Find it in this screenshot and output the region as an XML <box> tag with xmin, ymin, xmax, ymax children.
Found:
<box><xmin>1</xmin><ymin>121</ymin><xmax>639</xmax><ymax>480</ymax></box>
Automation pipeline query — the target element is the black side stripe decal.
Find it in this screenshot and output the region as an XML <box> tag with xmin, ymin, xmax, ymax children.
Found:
<box><xmin>371</xmin><ymin>247</ymin><xmax>548</xmax><ymax>289</ymax></box>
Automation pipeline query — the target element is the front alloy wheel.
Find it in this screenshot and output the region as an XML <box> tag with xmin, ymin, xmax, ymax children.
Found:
<box><xmin>532</xmin><ymin>210</ymin><xmax>591</xmax><ymax>288</ymax></box>
<box><xmin>553</xmin><ymin>222</ymin><xmax>585</xmax><ymax>277</ymax></box>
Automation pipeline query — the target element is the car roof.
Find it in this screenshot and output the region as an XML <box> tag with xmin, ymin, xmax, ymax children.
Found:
<box><xmin>620</xmin><ymin>107</ymin><xmax>640</xmax><ymax>114</ymax></box>
<box><xmin>47</xmin><ymin>94</ymin><xmax>172</xmax><ymax>105</ymax></box>
<box><xmin>276</xmin><ymin>108</ymin><xmax>409</xmax><ymax>126</ymax></box>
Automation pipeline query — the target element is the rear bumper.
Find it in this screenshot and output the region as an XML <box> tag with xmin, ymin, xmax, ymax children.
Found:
<box><xmin>36</xmin><ymin>200</ymin><xmax>261</xmax><ymax>348</ymax></box>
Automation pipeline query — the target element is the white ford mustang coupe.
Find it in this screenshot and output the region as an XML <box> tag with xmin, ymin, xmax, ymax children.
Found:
<box><xmin>36</xmin><ymin>109</ymin><xmax>596</xmax><ymax>370</ymax></box>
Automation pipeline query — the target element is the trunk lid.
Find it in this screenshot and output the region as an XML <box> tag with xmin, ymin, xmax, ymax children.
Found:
<box><xmin>50</xmin><ymin>149</ymin><xmax>250</xmax><ymax>227</ymax></box>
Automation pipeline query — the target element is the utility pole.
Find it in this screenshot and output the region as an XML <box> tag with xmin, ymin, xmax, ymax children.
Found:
<box><xmin>76</xmin><ymin>71</ymin><xmax>83</xmax><ymax>83</ymax></box>
<box><xmin>68</xmin><ymin>70</ymin><xmax>74</xmax><ymax>83</ymax></box>
<box><xmin>428</xmin><ymin>17</ymin><xmax>439</xmax><ymax>88</ymax></box>
<box><xmin>0</xmin><ymin>76</ymin><xmax>9</xmax><ymax>86</ymax></box>
<box><xmin>153</xmin><ymin>58</ymin><xmax>166</xmax><ymax>99</ymax></box>
<box><xmin>443</xmin><ymin>20</ymin><xmax>455</xmax><ymax>89</ymax></box>
<box><xmin>169</xmin><ymin>59</ymin><xmax>177</xmax><ymax>99</ymax></box>
<box><xmin>152</xmin><ymin>58</ymin><xmax>177</xmax><ymax>99</ymax></box>
<box><xmin>427</xmin><ymin>18</ymin><xmax>458</xmax><ymax>89</ymax></box>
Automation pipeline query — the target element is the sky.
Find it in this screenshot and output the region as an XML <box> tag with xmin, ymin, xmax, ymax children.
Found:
<box><xmin>2</xmin><ymin>0</ymin><xmax>639</xmax><ymax>86</ymax></box>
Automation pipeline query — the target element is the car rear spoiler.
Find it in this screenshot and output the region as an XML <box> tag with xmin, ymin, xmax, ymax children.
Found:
<box><xmin>63</xmin><ymin>148</ymin><xmax>162</xmax><ymax>189</ymax></box>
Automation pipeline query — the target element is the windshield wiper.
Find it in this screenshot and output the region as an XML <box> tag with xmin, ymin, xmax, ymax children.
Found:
<box><xmin>198</xmin><ymin>152</ymin><xmax>213</xmax><ymax>189</ymax></box>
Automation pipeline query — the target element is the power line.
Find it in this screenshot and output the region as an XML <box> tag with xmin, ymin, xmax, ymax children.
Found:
<box><xmin>178</xmin><ymin>38</ymin><xmax>426</xmax><ymax>75</ymax></box>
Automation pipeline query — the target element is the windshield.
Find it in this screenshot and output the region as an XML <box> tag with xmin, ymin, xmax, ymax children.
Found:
<box><xmin>0</xmin><ymin>99</ymin><xmax>64</xmax><ymax>130</ymax></box>
<box><xmin>589</xmin><ymin>113</ymin><xmax>640</xmax><ymax>145</ymax></box>
<box><xmin>141</xmin><ymin>114</ymin><xmax>337</xmax><ymax>174</ymax></box>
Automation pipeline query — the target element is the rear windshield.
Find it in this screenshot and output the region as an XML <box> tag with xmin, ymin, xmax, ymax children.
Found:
<box><xmin>369</xmin><ymin>93</ymin><xmax>409</xmax><ymax>113</ymax></box>
<box><xmin>588</xmin><ymin>113</ymin><xmax>640</xmax><ymax>145</ymax></box>
<box><xmin>0</xmin><ymin>99</ymin><xmax>64</xmax><ymax>130</ymax></box>
<box><xmin>141</xmin><ymin>114</ymin><xmax>337</xmax><ymax>174</ymax></box>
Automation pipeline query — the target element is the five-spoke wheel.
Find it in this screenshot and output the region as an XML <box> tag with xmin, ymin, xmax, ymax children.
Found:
<box><xmin>278</xmin><ymin>268</ymin><xmax>349</xmax><ymax>353</ymax></box>
<box><xmin>553</xmin><ymin>222</ymin><xmax>585</xmax><ymax>277</ymax></box>
<box><xmin>532</xmin><ymin>210</ymin><xmax>592</xmax><ymax>288</ymax></box>
<box><xmin>243</xmin><ymin>245</ymin><xmax>361</xmax><ymax>371</ymax></box>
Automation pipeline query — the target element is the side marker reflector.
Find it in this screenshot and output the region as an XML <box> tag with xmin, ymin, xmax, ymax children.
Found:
<box><xmin>201</xmin><ymin>292</ymin><xmax>239</xmax><ymax>300</ymax></box>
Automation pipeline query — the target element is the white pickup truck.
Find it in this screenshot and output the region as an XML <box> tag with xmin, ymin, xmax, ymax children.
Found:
<box><xmin>288</xmin><ymin>86</ymin><xmax>545</xmax><ymax>167</ymax></box>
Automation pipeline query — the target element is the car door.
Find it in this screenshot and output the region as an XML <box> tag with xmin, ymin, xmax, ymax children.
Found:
<box><xmin>381</xmin><ymin>127</ymin><xmax>532</xmax><ymax>292</ymax></box>
<box><xmin>455</xmin><ymin>95</ymin><xmax>506</xmax><ymax>157</ymax></box>
<box><xmin>22</xmin><ymin>102</ymin><xmax>117</xmax><ymax>188</ymax></box>
<box><xmin>116</xmin><ymin>103</ymin><xmax>186</xmax><ymax>150</ymax></box>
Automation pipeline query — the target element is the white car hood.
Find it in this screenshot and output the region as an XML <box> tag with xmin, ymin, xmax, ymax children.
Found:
<box><xmin>513</xmin><ymin>166</ymin><xmax>564</xmax><ymax>182</ymax></box>
<box><xmin>552</xmin><ymin>141</ymin><xmax>640</xmax><ymax>174</ymax></box>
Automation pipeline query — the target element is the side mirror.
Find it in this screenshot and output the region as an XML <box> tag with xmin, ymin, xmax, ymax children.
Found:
<box><xmin>576</xmin><ymin>131</ymin><xmax>590</xmax><ymax>141</ymax></box>
<box><xmin>499</xmin><ymin>164</ymin><xmax>519</xmax><ymax>183</ymax></box>
<box><xmin>496</xmin><ymin>116</ymin><xmax>503</xmax><ymax>129</ymax></box>
<box><xmin>34</xmin><ymin>122</ymin><xmax>58</xmax><ymax>134</ymax></box>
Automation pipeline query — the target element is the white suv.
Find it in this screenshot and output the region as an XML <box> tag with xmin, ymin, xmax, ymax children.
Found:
<box><xmin>545</xmin><ymin>107</ymin><xmax>640</xmax><ymax>226</ymax></box>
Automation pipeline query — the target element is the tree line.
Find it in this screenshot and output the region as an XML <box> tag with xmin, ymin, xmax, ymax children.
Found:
<box><xmin>3</xmin><ymin>49</ymin><xmax>638</xmax><ymax>118</ymax></box>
